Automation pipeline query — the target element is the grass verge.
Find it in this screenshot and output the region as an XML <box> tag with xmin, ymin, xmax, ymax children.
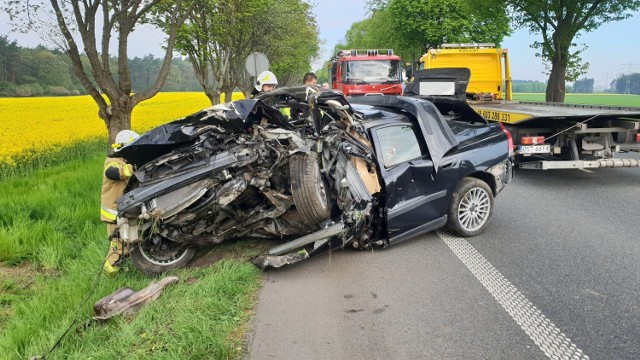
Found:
<box><xmin>0</xmin><ymin>138</ymin><xmax>107</xmax><ymax>181</ymax></box>
<box><xmin>0</xmin><ymin>149</ymin><xmax>263</xmax><ymax>359</ymax></box>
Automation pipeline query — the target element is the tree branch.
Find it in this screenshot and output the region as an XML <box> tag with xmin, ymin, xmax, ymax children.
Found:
<box><xmin>50</xmin><ymin>0</ymin><xmax>107</xmax><ymax>111</ymax></box>
<box><xmin>133</xmin><ymin>1</ymin><xmax>186</xmax><ymax>104</ymax></box>
<box><xmin>101</xmin><ymin>1</ymin><xmax>111</xmax><ymax>73</ymax></box>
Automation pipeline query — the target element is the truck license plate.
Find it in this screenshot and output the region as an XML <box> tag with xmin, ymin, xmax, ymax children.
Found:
<box><xmin>518</xmin><ymin>144</ymin><xmax>550</xmax><ymax>154</ymax></box>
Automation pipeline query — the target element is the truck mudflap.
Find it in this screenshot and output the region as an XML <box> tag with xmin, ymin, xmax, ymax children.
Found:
<box><xmin>519</xmin><ymin>158</ymin><xmax>640</xmax><ymax>170</ymax></box>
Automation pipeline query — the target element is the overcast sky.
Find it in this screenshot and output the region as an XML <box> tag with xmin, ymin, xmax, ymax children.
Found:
<box><xmin>1</xmin><ymin>1</ymin><xmax>638</xmax><ymax>89</ymax></box>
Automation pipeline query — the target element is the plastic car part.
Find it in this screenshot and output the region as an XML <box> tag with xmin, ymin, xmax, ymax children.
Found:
<box><xmin>93</xmin><ymin>276</ymin><xmax>179</xmax><ymax>320</ymax></box>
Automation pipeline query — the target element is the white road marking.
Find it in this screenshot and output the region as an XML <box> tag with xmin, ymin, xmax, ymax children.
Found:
<box><xmin>436</xmin><ymin>230</ymin><xmax>589</xmax><ymax>360</ymax></box>
<box><xmin>579</xmin><ymin>169</ymin><xmax>594</xmax><ymax>173</ymax></box>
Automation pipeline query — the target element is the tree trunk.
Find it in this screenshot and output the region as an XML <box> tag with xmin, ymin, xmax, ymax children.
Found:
<box><xmin>545</xmin><ymin>25</ymin><xmax>573</xmax><ymax>103</ymax></box>
<box><xmin>204</xmin><ymin>86</ymin><xmax>218</xmax><ymax>105</ymax></box>
<box><xmin>545</xmin><ymin>60</ymin><xmax>567</xmax><ymax>103</ymax></box>
<box><xmin>102</xmin><ymin>96</ymin><xmax>133</xmax><ymax>154</ymax></box>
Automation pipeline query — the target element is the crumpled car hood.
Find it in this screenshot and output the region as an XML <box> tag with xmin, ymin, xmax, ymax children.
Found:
<box><xmin>117</xmin><ymin>99</ymin><xmax>293</xmax><ymax>167</ymax></box>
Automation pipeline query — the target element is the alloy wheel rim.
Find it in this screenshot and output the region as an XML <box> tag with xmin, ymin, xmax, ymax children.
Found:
<box><xmin>317</xmin><ymin>180</ymin><xmax>327</xmax><ymax>209</ymax></box>
<box><xmin>457</xmin><ymin>187</ymin><xmax>491</xmax><ymax>232</ymax></box>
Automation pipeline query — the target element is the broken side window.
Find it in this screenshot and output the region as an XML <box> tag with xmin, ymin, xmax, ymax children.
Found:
<box><xmin>375</xmin><ymin>125</ymin><xmax>427</xmax><ymax>168</ymax></box>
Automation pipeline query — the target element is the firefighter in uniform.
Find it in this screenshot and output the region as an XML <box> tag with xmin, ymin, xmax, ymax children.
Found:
<box><xmin>101</xmin><ymin>129</ymin><xmax>139</xmax><ymax>275</ymax></box>
<box><xmin>251</xmin><ymin>70</ymin><xmax>278</xmax><ymax>98</ymax></box>
<box><xmin>251</xmin><ymin>70</ymin><xmax>293</xmax><ymax>120</ymax></box>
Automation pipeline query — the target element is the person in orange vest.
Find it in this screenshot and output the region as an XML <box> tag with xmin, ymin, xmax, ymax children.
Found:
<box><xmin>100</xmin><ymin>129</ymin><xmax>139</xmax><ymax>275</ymax></box>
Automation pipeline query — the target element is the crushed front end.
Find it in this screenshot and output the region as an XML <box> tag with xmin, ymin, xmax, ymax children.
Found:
<box><xmin>116</xmin><ymin>87</ymin><xmax>384</xmax><ymax>272</ymax></box>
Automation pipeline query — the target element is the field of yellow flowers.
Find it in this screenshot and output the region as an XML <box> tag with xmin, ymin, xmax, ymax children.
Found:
<box><xmin>0</xmin><ymin>92</ymin><xmax>211</xmax><ymax>167</ymax></box>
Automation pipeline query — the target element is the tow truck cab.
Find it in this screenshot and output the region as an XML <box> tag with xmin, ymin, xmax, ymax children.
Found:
<box><xmin>419</xmin><ymin>43</ymin><xmax>512</xmax><ymax>101</ymax></box>
<box><xmin>329</xmin><ymin>49</ymin><xmax>403</xmax><ymax>96</ymax></box>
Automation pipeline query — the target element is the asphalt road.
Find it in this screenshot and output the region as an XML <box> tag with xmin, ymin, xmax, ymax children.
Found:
<box><xmin>248</xmin><ymin>155</ymin><xmax>640</xmax><ymax>360</ymax></box>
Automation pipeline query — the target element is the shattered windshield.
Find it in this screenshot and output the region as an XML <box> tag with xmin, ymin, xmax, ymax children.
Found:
<box><xmin>344</xmin><ymin>60</ymin><xmax>402</xmax><ymax>84</ymax></box>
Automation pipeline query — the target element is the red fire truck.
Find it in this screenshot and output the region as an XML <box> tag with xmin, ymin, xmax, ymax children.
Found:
<box><xmin>328</xmin><ymin>49</ymin><xmax>403</xmax><ymax>96</ymax></box>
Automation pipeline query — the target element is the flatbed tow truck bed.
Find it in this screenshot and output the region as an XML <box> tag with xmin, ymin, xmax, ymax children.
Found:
<box><xmin>469</xmin><ymin>101</ymin><xmax>640</xmax><ymax>170</ymax></box>
<box><xmin>470</xmin><ymin>100</ymin><xmax>640</xmax><ymax>123</ymax></box>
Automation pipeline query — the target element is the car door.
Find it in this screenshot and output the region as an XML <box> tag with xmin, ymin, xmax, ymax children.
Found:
<box><xmin>372</xmin><ymin>123</ymin><xmax>458</xmax><ymax>243</ymax></box>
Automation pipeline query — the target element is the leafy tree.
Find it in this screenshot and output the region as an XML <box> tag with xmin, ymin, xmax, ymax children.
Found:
<box><xmin>262</xmin><ymin>0</ymin><xmax>319</xmax><ymax>87</ymax></box>
<box><xmin>28</xmin><ymin>48</ymin><xmax>73</xmax><ymax>88</ymax></box>
<box><xmin>335</xmin><ymin>6</ymin><xmax>414</xmax><ymax>61</ymax></box>
<box><xmin>172</xmin><ymin>0</ymin><xmax>318</xmax><ymax>104</ymax></box>
<box><xmin>387</xmin><ymin>0</ymin><xmax>510</xmax><ymax>53</ymax></box>
<box><xmin>314</xmin><ymin>63</ymin><xmax>329</xmax><ymax>84</ymax></box>
<box><xmin>0</xmin><ymin>39</ymin><xmax>204</xmax><ymax>97</ymax></box>
<box><xmin>336</xmin><ymin>0</ymin><xmax>510</xmax><ymax>70</ymax></box>
<box><xmin>611</xmin><ymin>73</ymin><xmax>640</xmax><ymax>94</ymax></box>
<box><xmin>507</xmin><ymin>0</ymin><xmax>640</xmax><ymax>103</ymax></box>
<box><xmin>5</xmin><ymin>1</ymin><xmax>193</xmax><ymax>149</ymax></box>
<box><xmin>0</xmin><ymin>36</ymin><xmax>20</xmax><ymax>83</ymax></box>
<box><xmin>571</xmin><ymin>78</ymin><xmax>594</xmax><ymax>93</ymax></box>
<box><xmin>512</xmin><ymin>80</ymin><xmax>547</xmax><ymax>93</ymax></box>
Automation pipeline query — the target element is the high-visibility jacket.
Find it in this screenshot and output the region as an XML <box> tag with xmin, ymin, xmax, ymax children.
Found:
<box><xmin>100</xmin><ymin>157</ymin><xmax>134</xmax><ymax>223</ymax></box>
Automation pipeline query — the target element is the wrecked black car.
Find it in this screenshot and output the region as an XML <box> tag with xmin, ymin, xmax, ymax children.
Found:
<box><xmin>114</xmin><ymin>70</ymin><xmax>512</xmax><ymax>275</ymax></box>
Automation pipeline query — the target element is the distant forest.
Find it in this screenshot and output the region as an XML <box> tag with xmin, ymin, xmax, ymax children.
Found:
<box><xmin>497</xmin><ymin>76</ymin><xmax>640</xmax><ymax>95</ymax></box>
<box><xmin>2</xmin><ymin>36</ymin><xmax>640</xmax><ymax>97</ymax></box>
<box><xmin>0</xmin><ymin>36</ymin><xmax>201</xmax><ymax>97</ymax></box>
<box><xmin>512</xmin><ymin>78</ymin><xmax>601</xmax><ymax>94</ymax></box>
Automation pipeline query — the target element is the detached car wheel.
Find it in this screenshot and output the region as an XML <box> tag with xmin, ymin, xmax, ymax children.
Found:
<box><xmin>289</xmin><ymin>152</ymin><xmax>331</xmax><ymax>226</ymax></box>
<box><xmin>446</xmin><ymin>177</ymin><xmax>494</xmax><ymax>237</ymax></box>
<box><xmin>130</xmin><ymin>236</ymin><xmax>196</xmax><ymax>276</ymax></box>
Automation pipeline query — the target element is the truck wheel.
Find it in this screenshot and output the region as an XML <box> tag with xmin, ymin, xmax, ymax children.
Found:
<box><xmin>289</xmin><ymin>152</ymin><xmax>331</xmax><ymax>227</ymax></box>
<box><xmin>130</xmin><ymin>236</ymin><xmax>195</xmax><ymax>276</ymax></box>
<box><xmin>446</xmin><ymin>177</ymin><xmax>494</xmax><ymax>237</ymax></box>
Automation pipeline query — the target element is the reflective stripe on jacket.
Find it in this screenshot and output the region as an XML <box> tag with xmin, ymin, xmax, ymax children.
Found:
<box><xmin>100</xmin><ymin>157</ymin><xmax>134</xmax><ymax>223</ymax></box>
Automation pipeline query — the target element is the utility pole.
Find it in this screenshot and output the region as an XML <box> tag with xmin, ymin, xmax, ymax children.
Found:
<box><xmin>601</xmin><ymin>72</ymin><xmax>610</xmax><ymax>91</ymax></box>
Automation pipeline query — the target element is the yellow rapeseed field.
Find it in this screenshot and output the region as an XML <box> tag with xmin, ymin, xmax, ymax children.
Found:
<box><xmin>0</xmin><ymin>92</ymin><xmax>211</xmax><ymax>166</ymax></box>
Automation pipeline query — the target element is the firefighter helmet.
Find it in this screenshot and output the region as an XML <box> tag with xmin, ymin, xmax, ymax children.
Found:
<box><xmin>255</xmin><ymin>71</ymin><xmax>278</xmax><ymax>92</ymax></box>
<box><xmin>113</xmin><ymin>130</ymin><xmax>139</xmax><ymax>151</ymax></box>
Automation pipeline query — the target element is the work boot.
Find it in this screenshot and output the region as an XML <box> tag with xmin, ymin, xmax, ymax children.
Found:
<box><xmin>103</xmin><ymin>240</ymin><xmax>131</xmax><ymax>275</ymax></box>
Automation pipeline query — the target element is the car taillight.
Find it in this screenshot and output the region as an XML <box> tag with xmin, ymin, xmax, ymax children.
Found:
<box><xmin>499</xmin><ymin>122</ymin><xmax>514</xmax><ymax>156</ymax></box>
<box><xmin>521</xmin><ymin>136</ymin><xmax>545</xmax><ymax>145</ymax></box>
<box><xmin>636</xmin><ymin>133</ymin><xmax>640</xmax><ymax>142</ymax></box>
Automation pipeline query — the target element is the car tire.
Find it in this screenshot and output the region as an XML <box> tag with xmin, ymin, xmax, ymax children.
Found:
<box><xmin>289</xmin><ymin>152</ymin><xmax>331</xmax><ymax>226</ymax></box>
<box><xmin>446</xmin><ymin>177</ymin><xmax>494</xmax><ymax>237</ymax></box>
<box><xmin>130</xmin><ymin>237</ymin><xmax>196</xmax><ymax>276</ymax></box>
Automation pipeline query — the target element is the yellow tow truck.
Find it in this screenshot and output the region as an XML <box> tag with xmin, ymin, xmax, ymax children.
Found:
<box><xmin>417</xmin><ymin>44</ymin><xmax>640</xmax><ymax>170</ymax></box>
<box><xmin>419</xmin><ymin>43</ymin><xmax>512</xmax><ymax>101</ymax></box>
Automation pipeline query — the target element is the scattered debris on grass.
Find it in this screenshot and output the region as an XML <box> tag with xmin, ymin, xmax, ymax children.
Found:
<box><xmin>93</xmin><ymin>276</ymin><xmax>179</xmax><ymax>321</ymax></box>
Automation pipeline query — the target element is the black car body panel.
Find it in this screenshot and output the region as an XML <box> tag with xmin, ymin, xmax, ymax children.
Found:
<box><xmin>116</xmin><ymin>99</ymin><xmax>292</xmax><ymax>167</ymax></box>
<box><xmin>114</xmin><ymin>78</ymin><xmax>512</xmax><ymax>272</ymax></box>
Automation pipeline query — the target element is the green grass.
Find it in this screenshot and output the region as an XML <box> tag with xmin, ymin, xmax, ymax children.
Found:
<box><xmin>513</xmin><ymin>93</ymin><xmax>640</xmax><ymax>107</ymax></box>
<box><xmin>0</xmin><ymin>138</ymin><xmax>108</xmax><ymax>181</ymax></box>
<box><xmin>0</xmin><ymin>266</ymin><xmax>36</xmax><ymax>328</ymax></box>
<box><xmin>0</xmin><ymin>149</ymin><xmax>263</xmax><ymax>359</ymax></box>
